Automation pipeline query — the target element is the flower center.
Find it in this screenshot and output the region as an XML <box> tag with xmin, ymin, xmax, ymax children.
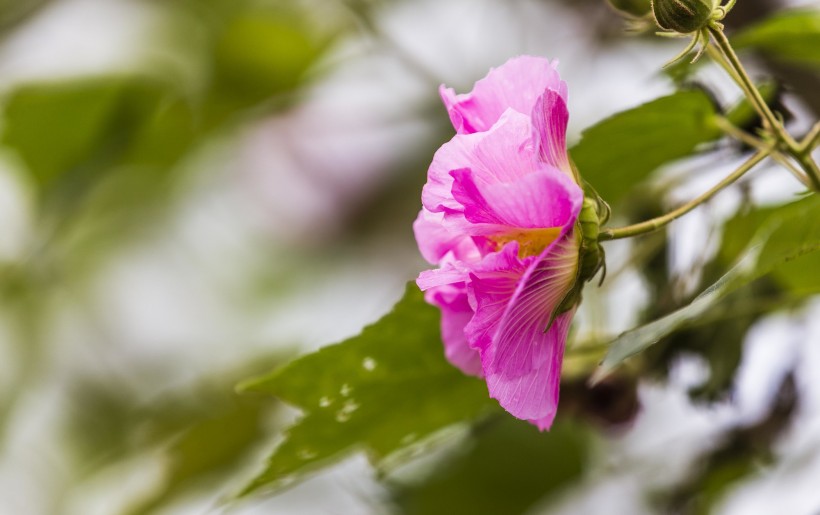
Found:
<box><xmin>488</xmin><ymin>227</ymin><xmax>562</xmax><ymax>258</ymax></box>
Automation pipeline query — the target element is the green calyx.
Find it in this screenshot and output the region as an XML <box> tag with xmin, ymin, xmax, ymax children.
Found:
<box><xmin>651</xmin><ymin>0</ymin><xmax>715</xmax><ymax>34</ymax></box>
<box><xmin>545</xmin><ymin>191</ymin><xmax>609</xmax><ymax>332</ymax></box>
<box><xmin>577</xmin><ymin>195</ymin><xmax>608</xmax><ymax>285</ymax></box>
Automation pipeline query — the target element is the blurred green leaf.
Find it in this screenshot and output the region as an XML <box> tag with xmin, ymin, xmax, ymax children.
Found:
<box><xmin>393</xmin><ymin>418</ymin><xmax>589</xmax><ymax>515</ymax></box>
<box><xmin>0</xmin><ymin>77</ymin><xmax>201</xmax><ymax>203</ymax></box>
<box><xmin>131</xmin><ymin>399</ymin><xmax>268</xmax><ymax>514</ymax></box>
<box><xmin>724</xmin><ymin>81</ymin><xmax>779</xmax><ymax>133</ymax></box>
<box><xmin>594</xmin><ymin>195</ymin><xmax>820</xmax><ymax>381</ymax></box>
<box><xmin>2</xmin><ymin>79</ymin><xmax>123</xmax><ymax>189</ymax></box>
<box><xmin>0</xmin><ymin>0</ymin><xmax>51</xmax><ymax>31</ymax></box>
<box><xmin>570</xmin><ymin>90</ymin><xmax>721</xmax><ymax>205</ymax></box>
<box><xmin>605</xmin><ymin>0</ymin><xmax>651</xmax><ymax>18</ymax></box>
<box><xmin>734</xmin><ymin>10</ymin><xmax>820</xmax><ymax>69</ymax></box>
<box><xmin>212</xmin><ymin>10</ymin><xmax>328</xmax><ymax>107</ymax></box>
<box><xmin>237</xmin><ymin>283</ymin><xmax>494</xmax><ymax>496</ymax></box>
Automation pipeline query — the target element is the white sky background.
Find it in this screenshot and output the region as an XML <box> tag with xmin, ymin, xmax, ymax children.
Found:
<box><xmin>0</xmin><ymin>0</ymin><xmax>819</xmax><ymax>514</ymax></box>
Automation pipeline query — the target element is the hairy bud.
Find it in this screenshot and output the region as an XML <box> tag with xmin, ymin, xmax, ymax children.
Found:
<box><xmin>651</xmin><ymin>0</ymin><xmax>714</xmax><ymax>33</ymax></box>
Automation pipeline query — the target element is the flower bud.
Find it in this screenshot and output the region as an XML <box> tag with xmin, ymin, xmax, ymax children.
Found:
<box><xmin>651</xmin><ymin>0</ymin><xmax>714</xmax><ymax>33</ymax></box>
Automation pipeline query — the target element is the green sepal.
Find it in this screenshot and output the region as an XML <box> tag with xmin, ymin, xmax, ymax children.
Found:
<box><xmin>544</xmin><ymin>189</ymin><xmax>609</xmax><ymax>332</ymax></box>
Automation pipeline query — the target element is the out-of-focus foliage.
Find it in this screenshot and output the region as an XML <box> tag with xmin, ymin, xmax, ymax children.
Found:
<box><xmin>237</xmin><ymin>284</ymin><xmax>495</xmax><ymax>496</ymax></box>
<box><xmin>392</xmin><ymin>418</ymin><xmax>589</xmax><ymax>515</ymax></box>
<box><xmin>63</xmin><ymin>358</ymin><xmax>284</xmax><ymax>514</ymax></box>
<box><xmin>0</xmin><ymin>0</ymin><xmax>50</xmax><ymax>30</ymax></box>
<box><xmin>596</xmin><ymin>195</ymin><xmax>820</xmax><ymax>381</ymax></box>
<box><xmin>657</xmin><ymin>372</ymin><xmax>797</xmax><ymax>513</ymax></box>
<box><xmin>570</xmin><ymin>90</ymin><xmax>721</xmax><ymax>205</ymax></box>
<box><xmin>605</xmin><ymin>0</ymin><xmax>652</xmax><ymax>18</ymax></box>
<box><xmin>734</xmin><ymin>9</ymin><xmax>820</xmax><ymax>69</ymax></box>
<box><xmin>0</xmin><ymin>0</ymin><xmax>335</xmax><ymax>512</ymax></box>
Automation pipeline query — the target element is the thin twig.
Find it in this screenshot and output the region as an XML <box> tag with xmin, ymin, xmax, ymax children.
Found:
<box><xmin>599</xmin><ymin>149</ymin><xmax>769</xmax><ymax>241</ymax></box>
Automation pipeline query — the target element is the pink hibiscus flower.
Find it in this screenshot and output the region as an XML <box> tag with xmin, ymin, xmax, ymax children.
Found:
<box><xmin>414</xmin><ymin>56</ymin><xmax>585</xmax><ymax>431</ymax></box>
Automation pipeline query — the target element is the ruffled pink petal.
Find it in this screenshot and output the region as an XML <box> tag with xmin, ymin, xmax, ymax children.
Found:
<box><xmin>417</xmin><ymin>261</ymin><xmax>469</xmax><ymax>291</ymax></box>
<box><xmin>422</xmin><ymin>109</ymin><xmax>536</xmax><ymax>214</ymax></box>
<box><xmin>422</xmin><ymin>136</ymin><xmax>480</xmax><ymax>215</ymax></box>
<box><xmin>468</xmin><ymin>231</ymin><xmax>581</xmax><ymax>430</ymax></box>
<box><xmin>425</xmin><ymin>285</ymin><xmax>482</xmax><ymax>376</ymax></box>
<box><xmin>449</xmin><ymin>165</ymin><xmax>582</xmax><ymax>232</ymax></box>
<box><xmin>532</xmin><ymin>89</ymin><xmax>571</xmax><ymax>175</ymax></box>
<box><xmin>485</xmin><ymin>311</ymin><xmax>574</xmax><ymax>431</ymax></box>
<box><xmin>464</xmin><ymin>242</ymin><xmax>534</xmax><ymax>352</ymax></box>
<box><xmin>439</xmin><ymin>56</ymin><xmax>567</xmax><ymax>134</ymax></box>
<box><xmin>413</xmin><ymin>209</ymin><xmax>480</xmax><ymax>265</ymax></box>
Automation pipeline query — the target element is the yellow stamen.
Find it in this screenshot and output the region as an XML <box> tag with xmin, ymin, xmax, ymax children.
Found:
<box><xmin>488</xmin><ymin>227</ymin><xmax>562</xmax><ymax>257</ymax></box>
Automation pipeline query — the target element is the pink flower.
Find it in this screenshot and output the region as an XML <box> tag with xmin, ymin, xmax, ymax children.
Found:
<box><xmin>414</xmin><ymin>56</ymin><xmax>584</xmax><ymax>431</ymax></box>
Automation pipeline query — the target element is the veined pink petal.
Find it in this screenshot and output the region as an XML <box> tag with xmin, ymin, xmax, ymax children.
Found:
<box><xmin>417</xmin><ymin>261</ymin><xmax>470</xmax><ymax>291</ymax></box>
<box><xmin>532</xmin><ymin>89</ymin><xmax>571</xmax><ymax>175</ymax></box>
<box><xmin>425</xmin><ymin>285</ymin><xmax>482</xmax><ymax>376</ymax></box>
<box><xmin>422</xmin><ymin>110</ymin><xmax>537</xmax><ymax>214</ymax></box>
<box><xmin>450</xmin><ymin>165</ymin><xmax>582</xmax><ymax>232</ymax></box>
<box><xmin>486</xmin><ymin>311</ymin><xmax>574</xmax><ymax>431</ymax></box>
<box><xmin>413</xmin><ymin>209</ymin><xmax>480</xmax><ymax>265</ymax></box>
<box><xmin>440</xmin><ymin>56</ymin><xmax>567</xmax><ymax>134</ymax></box>
<box><xmin>423</xmin><ymin>137</ymin><xmax>480</xmax><ymax>214</ymax></box>
<box><xmin>469</xmin><ymin>231</ymin><xmax>581</xmax><ymax>430</ymax></box>
<box><xmin>464</xmin><ymin>242</ymin><xmax>534</xmax><ymax>353</ymax></box>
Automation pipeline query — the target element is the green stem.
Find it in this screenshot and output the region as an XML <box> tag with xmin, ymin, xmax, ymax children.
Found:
<box><xmin>788</xmin><ymin>147</ymin><xmax>820</xmax><ymax>191</ymax></box>
<box><xmin>708</xmin><ymin>25</ymin><xmax>796</xmax><ymax>147</ymax></box>
<box><xmin>708</xmin><ymin>24</ymin><xmax>820</xmax><ymax>190</ymax></box>
<box><xmin>799</xmin><ymin>122</ymin><xmax>820</xmax><ymax>154</ymax></box>
<box><xmin>598</xmin><ymin>149</ymin><xmax>769</xmax><ymax>241</ymax></box>
<box><xmin>714</xmin><ymin>116</ymin><xmax>812</xmax><ymax>188</ymax></box>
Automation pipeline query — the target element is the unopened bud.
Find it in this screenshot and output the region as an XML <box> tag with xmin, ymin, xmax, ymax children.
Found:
<box><xmin>651</xmin><ymin>0</ymin><xmax>714</xmax><ymax>33</ymax></box>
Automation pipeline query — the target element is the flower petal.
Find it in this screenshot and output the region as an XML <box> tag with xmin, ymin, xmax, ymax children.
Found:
<box><xmin>440</xmin><ymin>56</ymin><xmax>567</xmax><ymax>134</ymax></box>
<box><xmin>450</xmin><ymin>165</ymin><xmax>583</xmax><ymax>232</ymax></box>
<box><xmin>532</xmin><ymin>89</ymin><xmax>571</xmax><ymax>174</ymax></box>
<box><xmin>417</xmin><ymin>260</ymin><xmax>469</xmax><ymax>291</ymax></box>
<box><xmin>464</xmin><ymin>242</ymin><xmax>532</xmax><ymax>353</ymax></box>
<box><xmin>469</xmin><ymin>231</ymin><xmax>581</xmax><ymax>430</ymax></box>
<box><xmin>413</xmin><ymin>209</ymin><xmax>480</xmax><ymax>265</ymax></box>
<box><xmin>485</xmin><ymin>311</ymin><xmax>574</xmax><ymax>431</ymax></box>
<box><xmin>422</xmin><ymin>109</ymin><xmax>536</xmax><ymax>214</ymax></box>
<box><xmin>425</xmin><ymin>285</ymin><xmax>482</xmax><ymax>376</ymax></box>
<box><xmin>422</xmin><ymin>138</ymin><xmax>480</xmax><ymax>214</ymax></box>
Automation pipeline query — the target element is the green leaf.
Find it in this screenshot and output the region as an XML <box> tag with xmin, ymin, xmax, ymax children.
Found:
<box><xmin>392</xmin><ymin>418</ymin><xmax>589</xmax><ymax>515</ymax></box>
<box><xmin>605</xmin><ymin>0</ymin><xmax>651</xmax><ymax>18</ymax></box>
<box><xmin>135</xmin><ymin>400</ymin><xmax>268</xmax><ymax>513</ymax></box>
<box><xmin>593</xmin><ymin>195</ymin><xmax>820</xmax><ymax>382</ymax></box>
<box><xmin>570</xmin><ymin>90</ymin><xmax>721</xmax><ymax>205</ymax></box>
<box><xmin>2</xmin><ymin>78</ymin><xmax>123</xmax><ymax>188</ymax></box>
<box><xmin>734</xmin><ymin>10</ymin><xmax>820</xmax><ymax>69</ymax></box>
<box><xmin>237</xmin><ymin>283</ymin><xmax>494</xmax><ymax>496</ymax></box>
<box><xmin>212</xmin><ymin>10</ymin><xmax>328</xmax><ymax>106</ymax></box>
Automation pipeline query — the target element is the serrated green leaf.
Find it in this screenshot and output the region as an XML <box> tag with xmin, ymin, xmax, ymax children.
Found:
<box><xmin>237</xmin><ymin>283</ymin><xmax>494</xmax><ymax>496</ymax></box>
<box><xmin>570</xmin><ymin>90</ymin><xmax>721</xmax><ymax>205</ymax></box>
<box><xmin>734</xmin><ymin>10</ymin><xmax>820</xmax><ymax>68</ymax></box>
<box><xmin>593</xmin><ymin>195</ymin><xmax>820</xmax><ymax>382</ymax></box>
<box><xmin>393</xmin><ymin>418</ymin><xmax>589</xmax><ymax>515</ymax></box>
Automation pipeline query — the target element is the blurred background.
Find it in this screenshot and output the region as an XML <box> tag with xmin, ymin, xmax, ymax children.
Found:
<box><xmin>0</xmin><ymin>0</ymin><xmax>819</xmax><ymax>513</ymax></box>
